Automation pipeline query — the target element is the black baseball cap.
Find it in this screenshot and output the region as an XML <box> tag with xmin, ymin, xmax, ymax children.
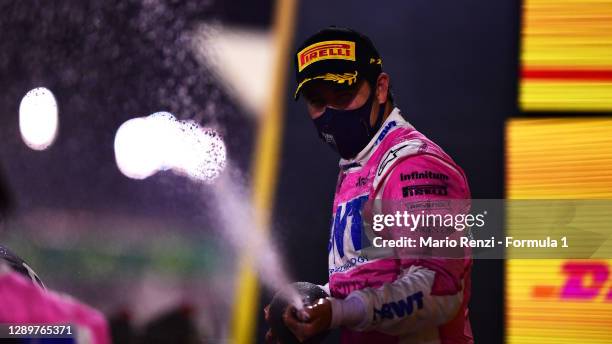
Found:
<box><xmin>293</xmin><ymin>26</ymin><xmax>382</xmax><ymax>100</ymax></box>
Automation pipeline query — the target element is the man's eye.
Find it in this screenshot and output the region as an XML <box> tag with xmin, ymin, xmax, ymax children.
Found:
<box><xmin>336</xmin><ymin>93</ymin><xmax>355</xmax><ymax>105</ymax></box>
<box><xmin>309</xmin><ymin>99</ymin><xmax>325</xmax><ymax>107</ymax></box>
<box><xmin>340</xmin><ymin>94</ymin><xmax>353</xmax><ymax>101</ymax></box>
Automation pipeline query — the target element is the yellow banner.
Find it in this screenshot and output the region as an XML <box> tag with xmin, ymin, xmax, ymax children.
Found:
<box><xmin>506</xmin><ymin>118</ymin><xmax>612</xmax><ymax>343</ymax></box>
<box><xmin>520</xmin><ymin>0</ymin><xmax>612</xmax><ymax>111</ymax></box>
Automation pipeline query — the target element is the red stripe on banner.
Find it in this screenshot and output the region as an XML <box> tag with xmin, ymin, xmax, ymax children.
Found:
<box><xmin>522</xmin><ymin>68</ymin><xmax>612</xmax><ymax>81</ymax></box>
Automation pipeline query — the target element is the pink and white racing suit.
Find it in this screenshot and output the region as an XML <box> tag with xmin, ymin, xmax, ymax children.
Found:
<box><xmin>326</xmin><ymin>107</ymin><xmax>473</xmax><ymax>343</ymax></box>
<box><xmin>0</xmin><ymin>262</ymin><xmax>111</xmax><ymax>344</ymax></box>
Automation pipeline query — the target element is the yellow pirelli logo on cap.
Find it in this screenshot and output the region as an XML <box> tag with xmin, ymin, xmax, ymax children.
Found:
<box><xmin>297</xmin><ymin>40</ymin><xmax>355</xmax><ymax>72</ymax></box>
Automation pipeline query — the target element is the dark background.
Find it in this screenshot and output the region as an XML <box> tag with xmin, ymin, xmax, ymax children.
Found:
<box><xmin>0</xmin><ymin>0</ymin><xmax>517</xmax><ymax>342</ymax></box>
<box><xmin>268</xmin><ymin>1</ymin><xmax>520</xmax><ymax>343</ymax></box>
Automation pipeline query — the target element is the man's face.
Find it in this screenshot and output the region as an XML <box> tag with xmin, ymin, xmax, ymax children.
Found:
<box><xmin>302</xmin><ymin>80</ymin><xmax>372</xmax><ymax>120</ymax></box>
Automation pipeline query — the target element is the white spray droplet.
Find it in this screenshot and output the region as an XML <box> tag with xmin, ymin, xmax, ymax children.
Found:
<box><xmin>114</xmin><ymin>112</ymin><xmax>226</xmax><ymax>183</ymax></box>
<box><xmin>19</xmin><ymin>87</ymin><xmax>59</xmax><ymax>151</ymax></box>
<box><xmin>171</xmin><ymin>120</ymin><xmax>226</xmax><ymax>183</ymax></box>
<box><xmin>114</xmin><ymin>117</ymin><xmax>162</xmax><ymax>180</ymax></box>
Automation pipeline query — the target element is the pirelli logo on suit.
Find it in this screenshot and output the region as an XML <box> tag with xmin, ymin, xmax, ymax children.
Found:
<box><xmin>402</xmin><ymin>185</ymin><xmax>449</xmax><ymax>198</ymax></box>
<box><xmin>297</xmin><ymin>40</ymin><xmax>356</xmax><ymax>71</ymax></box>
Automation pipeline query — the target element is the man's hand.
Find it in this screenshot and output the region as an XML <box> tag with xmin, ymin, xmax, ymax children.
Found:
<box><xmin>264</xmin><ymin>304</ymin><xmax>279</xmax><ymax>344</ymax></box>
<box><xmin>283</xmin><ymin>298</ymin><xmax>332</xmax><ymax>343</ymax></box>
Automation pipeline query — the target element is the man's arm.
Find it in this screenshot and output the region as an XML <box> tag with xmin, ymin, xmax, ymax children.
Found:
<box><xmin>330</xmin><ymin>154</ymin><xmax>471</xmax><ymax>335</ymax></box>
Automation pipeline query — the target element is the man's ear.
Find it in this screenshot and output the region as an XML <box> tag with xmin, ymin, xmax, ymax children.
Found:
<box><xmin>375</xmin><ymin>73</ymin><xmax>390</xmax><ymax>105</ymax></box>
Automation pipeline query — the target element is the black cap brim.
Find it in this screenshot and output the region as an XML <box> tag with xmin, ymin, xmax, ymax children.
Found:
<box><xmin>293</xmin><ymin>70</ymin><xmax>360</xmax><ymax>100</ymax></box>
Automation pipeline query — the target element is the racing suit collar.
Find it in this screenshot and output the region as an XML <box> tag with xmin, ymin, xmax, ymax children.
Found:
<box><xmin>339</xmin><ymin>107</ymin><xmax>413</xmax><ymax>169</ymax></box>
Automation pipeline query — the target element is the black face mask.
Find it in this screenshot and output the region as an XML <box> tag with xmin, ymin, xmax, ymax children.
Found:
<box><xmin>312</xmin><ymin>91</ymin><xmax>385</xmax><ymax>159</ymax></box>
